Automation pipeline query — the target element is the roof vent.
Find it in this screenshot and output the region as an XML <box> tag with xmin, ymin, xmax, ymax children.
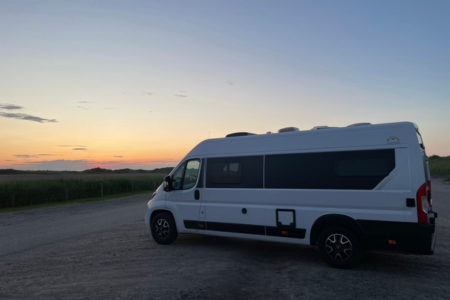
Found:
<box><xmin>226</xmin><ymin>132</ymin><xmax>256</xmax><ymax>138</ymax></box>
<box><xmin>278</xmin><ymin>127</ymin><xmax>299</xmax><ymax>133</ymax></box>
<box><xmin>311</xmin><ymin>126</ymin><xmax>330</xmax><ymax>130</ymax></box>
<box><xmin>311</xmin><ymin>126</ymin><xmax>339</xmax><ymax>130</ymax></box>
<box><xmin>347</xmin><ymin>123</ymin><xmax>371</xmax><ymax>127</ymax></box>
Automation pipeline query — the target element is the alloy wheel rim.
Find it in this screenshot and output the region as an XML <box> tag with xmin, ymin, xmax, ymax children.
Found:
<box><xmin>155</xmin><ymin>219</ymin><xmax>170</xmax><ymax>239</ymax></box>
<box><xmin>325</xmin><ymin>233</ymin><xmax>353</xmax><ymax>261</ymax></box>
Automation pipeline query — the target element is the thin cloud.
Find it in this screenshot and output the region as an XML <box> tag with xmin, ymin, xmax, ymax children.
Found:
<box><xmin>104</xmin><ymin>107</ymin><xmax>116</xmax><ymax>110</ymax></box>
<box><xmin>78</xmin><ymin>101</ymin><xmax>94</xmax><ymax>103</ymax></box>
<box><xmin>21</xmin><ymin>159</ymin><xmax>91</xmax><ymax>171</ymax></box>
<box><xmin>0</xmin><ymin>112</ymin><xmax>57</xmax><ymax>123</ymax></box>
<box><xmin>113</xmin><ymin>156</ymin><xmax>123</xmax><ymax>158</ymax></box>
<box><xmin>174</xmin><ymin>94</ymin><xmax>187</xmax><ymax>98</ymax></box>
<box><xmin>77</xmin><ymin>106</ymin><xmax>88</xmax><ymax>110</ymax></box>
<box><xmin>72</xmin><ymin>148</ymin><xmax>87</xmax><ymax>151</ymax></box>
<box><xmin>58</xmin><ymin>145</ymin><xmax>86</xmax><ymax>147</ymax></box>
<box><xmin>14</xmin><ymin>154</ymin><xmax>54</xmax><ymax>158</ymax></box>
<box><xmin>15</xmin><ymin>155</ymin><xmax>38</xmax><ymax>158</ymax></box>
<box><xmin>0</xmin><ymin>103</ymin><xmax>23</xmax><ymax>110</ymax></box>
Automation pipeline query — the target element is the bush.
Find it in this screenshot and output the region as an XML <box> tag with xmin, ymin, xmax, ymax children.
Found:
<box><xmin>429</xmin><ymin>155</ymin><xmax>450</xmax><ymax>177</ymax></box>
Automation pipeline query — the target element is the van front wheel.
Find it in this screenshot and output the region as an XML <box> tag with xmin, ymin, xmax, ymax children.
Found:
<box><xmin>151</xmin><ymin>212</ymin><xmax>178</xmax><ymax>245</ymax></box>
<box><xmin>318</xmin><ymin>226</ymin><xmax>362</xmax><ymax>269</ymax></box>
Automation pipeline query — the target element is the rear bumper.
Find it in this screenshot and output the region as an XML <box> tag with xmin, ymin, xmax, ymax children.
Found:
<box><xmin>357</xmin><ymin>219</ymin><xmax>436</xmax><ymax>255</ymax></box>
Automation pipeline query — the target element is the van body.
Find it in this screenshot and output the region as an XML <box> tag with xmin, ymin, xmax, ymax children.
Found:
<box><xmin>145</xmin><ymin>122</ymin><xmax>437</xmax><ymax>268</ymax></box>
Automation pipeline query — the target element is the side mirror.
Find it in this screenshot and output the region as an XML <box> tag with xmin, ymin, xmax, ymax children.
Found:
<box><xmin>163</xmin><ymin>175</ymin><xmax>172</xmax><ymax>192</ymax></box>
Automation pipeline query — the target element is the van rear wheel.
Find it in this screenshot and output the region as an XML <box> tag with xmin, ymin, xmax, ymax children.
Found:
<box><xmin>151</xmin><ymin>212</ymin><xmax>178</xmax><ymax>245</ymax></box>
<box><xmin>318</xmin><ymin>226</ymin><xmax>362</xmax><ymax>269</ymax></box>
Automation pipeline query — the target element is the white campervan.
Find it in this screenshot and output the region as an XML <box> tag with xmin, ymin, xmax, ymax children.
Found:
<box><xmin>145</xmin><ymin>122</ymin><xmax>437</xmax><ymax>268</ymax></box>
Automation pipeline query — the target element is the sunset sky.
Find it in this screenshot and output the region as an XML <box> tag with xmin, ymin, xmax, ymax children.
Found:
<box><xmin>1</xmin><ymin>1</ymin><xmax>449</xmax><ymax>171</ymax></box>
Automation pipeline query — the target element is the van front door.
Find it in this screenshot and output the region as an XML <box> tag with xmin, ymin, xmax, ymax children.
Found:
<box><xmin>165</xmin><ymin>159</ymin><xmax>202</xmax><ymax>232</ymax></box>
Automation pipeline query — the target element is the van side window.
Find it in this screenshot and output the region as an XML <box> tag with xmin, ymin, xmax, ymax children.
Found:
<box><xmin>171</xmin><ymin>163</ymin><xmax>186</xmax><ymax>190</ymax></box>
<box><xmin>211</xmin><ymin>161</ymin><xmax>242</xmax><ymax>184</ymax></box>
<box><xmin>183</xmin><ymin>160</ymin><xmax>200</xmax><ymax>189</ymax></box>
<box><xmin>265</xmin><ymin>149</ymin><xmax>395</xmax><ymax>190</ymax></box>
<box><xmin>172</xmin><ymin>159</ymin><xmax>200</xmax><ymax>190</ymax></box>
<box><xmin>336</xmin><ymin>158</ymin><xmax>390</xmax><ymax>177</ymax></box>
<box><xmin>206</xmin><ymin>156</ymin><xmax>263</xmax><ymax>188</ymax></box>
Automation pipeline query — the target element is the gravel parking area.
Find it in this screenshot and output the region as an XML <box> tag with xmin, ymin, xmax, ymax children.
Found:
<box><xmin>0</xmin><ymin>180</ymin><xmax>449</xmax><ymax>300</ymax></box>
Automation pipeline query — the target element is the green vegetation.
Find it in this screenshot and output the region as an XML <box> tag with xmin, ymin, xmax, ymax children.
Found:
<box><xmin>0</xmin><ymin>190</ymin><xmax>150</xmax><ymax>213</ymax></box>
<box><xmin>0</xmin><ymin>168</ymin><xmax>172</xmax><ymax>209</ymax></box>
<box><xmin>429</xmin><ymin>155</ymin><xmax>450</xmax><ymax>180</ymax></box>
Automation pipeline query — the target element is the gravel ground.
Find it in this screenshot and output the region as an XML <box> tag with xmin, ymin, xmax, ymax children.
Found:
<box><xmin>0</xmin><ymin>180</ymin><xmax>449</xmax><ymax>300</ymax></box>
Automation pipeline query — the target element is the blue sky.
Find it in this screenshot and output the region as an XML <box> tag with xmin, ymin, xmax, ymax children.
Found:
<box><xmin>0</xmin><ymin>0</ymin><xmax>449</xmax><ymax>170</ymax></box>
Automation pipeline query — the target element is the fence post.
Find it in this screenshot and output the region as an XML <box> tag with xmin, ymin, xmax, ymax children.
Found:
<box><xmin>101</xmin><ymin>183</ymin><xmax>104</xmax><ymax>197</ymax></box>
<box><xmin>131</xmin><ymin>183</ymin><xmax>134</xmax><ymax>192</ymax></box>
<box><xmin>153</xmin><ymin>182</ymin><xmax>156</xmax><ymax>190</ymax></box>
<box><xmin>65</xmin><ymin>187</ymin><xmax>69</xmax><ymax>201</ymax></box>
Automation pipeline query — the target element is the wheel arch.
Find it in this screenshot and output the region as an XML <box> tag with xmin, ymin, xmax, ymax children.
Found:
<box><xmin>150</xmin><ymin>209</ymin><xmax>176</xmax><ymax>227</ymax></box>
<box><xmin>310</xmin><ymin>214</ymin><xmax>365</xmax><ymax>247</ymax></box>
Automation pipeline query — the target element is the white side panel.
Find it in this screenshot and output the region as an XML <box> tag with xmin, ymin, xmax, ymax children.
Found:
<box><xmin>201</xmin><ymin>187</ymin><xmax>410</xmax><ymax>245</ymax></box>
<box><xmin>262</xmin><ymin>189</ymin><xmax>410</xmax><ymax>242</ymax></box>
<box><xmin>165</xmin><ymin>189</ymin><xmax>201</xmax><ymax>233</ymax></box>
<box><xmin>202</xmin><ymin>189</ymin><xmax>264</xmax><ymax>225</ymax></box>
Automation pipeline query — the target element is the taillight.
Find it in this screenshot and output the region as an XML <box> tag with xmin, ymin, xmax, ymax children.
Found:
<box><xmin>416</xmin><ymin>183</ymin><xmax>429</xmax><ymax>223</ymax></box>
<box><xmin>428</xmin><ymin>180</ymin><xmax>432</xmax><ymax>210</ymax></box>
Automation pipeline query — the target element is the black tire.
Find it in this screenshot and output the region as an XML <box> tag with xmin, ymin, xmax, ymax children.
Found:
<box><xmin>151</xmin><ymin>212</ymin><xmax>178</xmax><ymax>245</ymax></box>
<box><xmin>318</xmin><ymin>226</ymin><xmax>362</xmax><ymax>269</ymax></box>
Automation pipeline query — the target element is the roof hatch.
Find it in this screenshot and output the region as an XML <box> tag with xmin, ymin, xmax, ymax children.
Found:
<box><xmin>347</xmin><ymin>123</ymin><xmax>371</xmax><ymax>127</ymax></box>
<box><xmin>226</xmin><ymin>132</ymin><xmax>257</xmax><ymax>138</ymax></box>
<box><xmin>311</xmin><ymin>126</ymin><xmax>338</xmax><ymax>130</ymax></box>
<box><xmin>278</xmin><ymin>127</ymin><xmax>299</xmax><ymax>133</ymax></box>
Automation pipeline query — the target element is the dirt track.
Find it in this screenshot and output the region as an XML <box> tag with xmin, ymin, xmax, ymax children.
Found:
<box><xmin>0</xmin><ymin>180</ymin><xmax>449</xmax><ymax>300</ymax></box>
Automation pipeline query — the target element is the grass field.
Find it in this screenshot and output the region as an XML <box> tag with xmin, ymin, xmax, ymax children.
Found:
<box><xmin>0</xmin><ymin>190</ymin><xmax>151</xmax><ymax>213</ymax></box>
<box><xmin>0</xmin><ymin>172</ymin><xmax>167</xmax><ymax>209</ymax></box>
<box><xmin>429</xmin><ymin>155</ymin><xmax>450</xmax><ymax>179</ymax></box>
<box><xmin>0</xmin><ymin>172</ymin><xmax>164</xmax><ymax>183</ymax></box>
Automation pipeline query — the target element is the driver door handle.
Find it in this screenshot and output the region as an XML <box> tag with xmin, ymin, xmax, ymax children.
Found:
<box><xmin>194</xmin><ymin>190</ymin><xmax>200</xmax><ymax>200</ymax></box>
